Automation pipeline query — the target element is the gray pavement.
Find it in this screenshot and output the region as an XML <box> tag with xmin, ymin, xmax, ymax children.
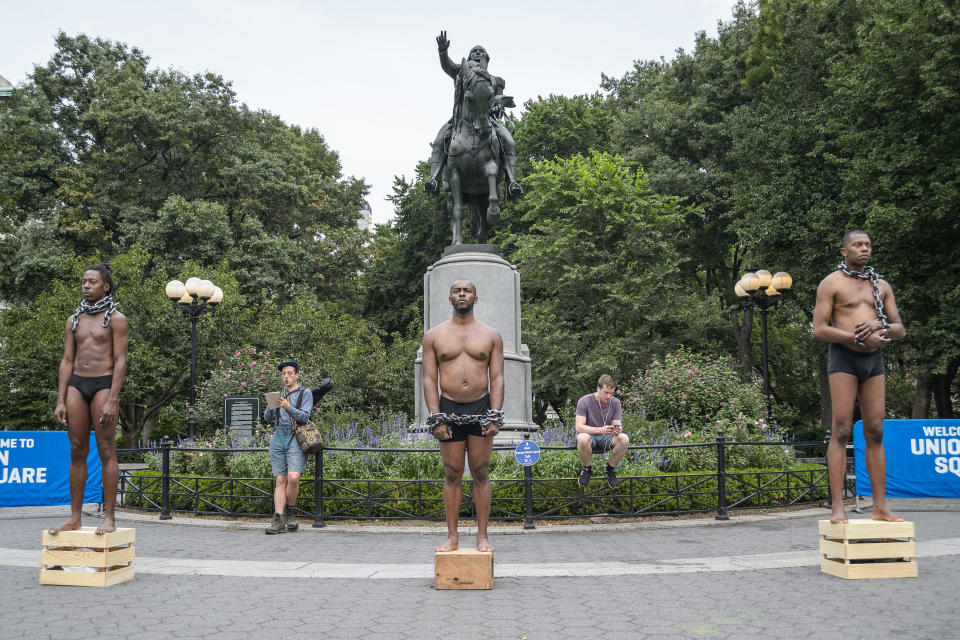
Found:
<box><xmin>1</xmin><ymin>498</ymin><xmax>958</xmax><ymax>640</ymax></box>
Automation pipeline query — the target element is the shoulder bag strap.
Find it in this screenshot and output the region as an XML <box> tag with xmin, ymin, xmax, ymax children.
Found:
<box><xmin>283</xmin><ymin>387</ymin><xmax>306</xmax><ymax>426</ymax></box>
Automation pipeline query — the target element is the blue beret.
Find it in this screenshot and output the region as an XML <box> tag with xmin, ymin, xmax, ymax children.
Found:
<box><xmin>277</xmin><ymin>360</ymin><xmax>299</xmax><ymax>373</ymax></box>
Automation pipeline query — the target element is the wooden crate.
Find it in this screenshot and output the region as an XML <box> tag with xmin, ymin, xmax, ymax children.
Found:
<box><xmin>39</xmin><ymin>527</ymin><xmax>135</xmax><ymax>587</ymax></box>
<box><xmin>819</xmin><ymin>519</ymin><xmax>917</xmax><ymax>579</ymax></box>
<box><xmin>434</xmin><ymin>549</ymin><xmax>494</xmax><ymax>589</ymax></box>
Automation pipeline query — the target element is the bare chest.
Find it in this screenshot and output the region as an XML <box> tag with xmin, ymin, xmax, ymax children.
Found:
<box><xmin>834</xmin><ymin>280</ymin><xmax>882</xmax><ymax>311</ymax></box>
<box><xmin>436</xmin><ymin>333</ymin><xmax>492</xmax><ymax>363</ymax></box>
<box><xmin>74</xmin><ymin>314</ymin><xmax>113</xmax><ymax>349</ymax></box>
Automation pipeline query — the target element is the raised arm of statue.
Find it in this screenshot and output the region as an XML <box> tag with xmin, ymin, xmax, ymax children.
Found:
<box><xmin>437</xmin><ymin>30</ymin><xmax>460</xmax><ymax>79</ymax></box>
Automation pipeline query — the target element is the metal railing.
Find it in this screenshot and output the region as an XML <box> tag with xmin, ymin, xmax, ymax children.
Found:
<box><xmin>116</xmin><ymin>432</ymin><xmax>829</xmax><ymax>529</ymax></box>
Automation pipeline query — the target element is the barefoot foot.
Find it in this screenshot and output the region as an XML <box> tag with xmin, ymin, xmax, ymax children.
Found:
<box><xmin>95</xmin><ymin>515</ymin><xmax>116</xmax><ymax>535</ymax></box>
<box><xmin>830</xmin><ymin>505</ymin><xmax>848</xmax><ymax>524</ymax></box>
<box><xmin>872</xmin><ymin>507</ymin><xmax>904</xmax><ymax>522</ymax></box>
<box><xmin>48</xmin><ymin>519</ymin><xmax>81</xmax><ymax>535</ymax></box>
<box><xmin>476</xmin><ymin>536</ymin><xmax>495</xmax><ymax>553</ymax></box>
<box><xmin>435</xmin><ymin>536</ymin><xmax>458</xmax><ymax>553</ymax></box>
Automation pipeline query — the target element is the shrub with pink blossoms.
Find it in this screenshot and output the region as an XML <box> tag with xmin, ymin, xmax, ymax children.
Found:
<box><xmin>623</xmin><ymin>349</ymin><xmax>765</xmax><ymax>429</ymax></box>
<box><xmin>194</xmin><ymin>346</ymin><xmax>324</xmax><ymax>435</ymax></box>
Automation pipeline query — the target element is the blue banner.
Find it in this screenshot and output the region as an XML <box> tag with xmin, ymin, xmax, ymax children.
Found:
<box><xmin>854</xmin><ymin>419</ymin><xmax>960</xmax><ymax>498</ymax></box>
<box><xmin>0</xmin><ymin>431</ymin><xmax>103</xmax><ymax>507</ymax></box>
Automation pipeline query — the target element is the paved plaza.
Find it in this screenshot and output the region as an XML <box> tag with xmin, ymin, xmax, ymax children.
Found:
<box><xmin>1</xmin><ymin>498</ymin><xmax>958</xmax><ymax>640</ymax></box>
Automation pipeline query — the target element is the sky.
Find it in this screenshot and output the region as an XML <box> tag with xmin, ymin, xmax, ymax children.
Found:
<box><xmin>3</xmin><ymin>0</ymin><xmax>742</xmax><ymax>224</ymax></box>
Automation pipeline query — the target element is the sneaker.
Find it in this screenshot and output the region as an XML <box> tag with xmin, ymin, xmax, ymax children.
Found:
<box><xmin>265</xmin><ymin>513</ymin><xmax>285</xmax><ymax>535</ymax></box>
<box><xmin>605</xmin><ymin>465</ymin><xmax>621</xmax><ymax>489</ymax></box>
<box><xmin>577</xmin><ymin>467</ymin><xmax>592</xmax><ymax>488</ymax></box>
<box><xmin>285</xmin><ymin>507</ymin><xmax>299</xmax><ymax>532</ymax></box>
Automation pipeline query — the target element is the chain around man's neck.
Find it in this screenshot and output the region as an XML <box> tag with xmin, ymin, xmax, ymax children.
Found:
<box><xmin>837</xmin><ymin>260</ymin><xmax>890</xmax><ymax>347</ymax></box>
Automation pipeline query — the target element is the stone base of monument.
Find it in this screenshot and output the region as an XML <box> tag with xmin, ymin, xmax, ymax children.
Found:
<box><xmin>415</xmin><ymin>246</ymin><xmax>538</xmax><ymax>443</ymax></box>
<box><xmin>818</xmin><ymin>520</ymin><xmax>917</xmax><ymax>579</ymax></box>
<box><xmin>434</xmin><ymin>548</ymin><xmax>494</xmax><ymax>589</ymax></box>
<box><xmin>39</xmin><ymin>527</ymin><xmax>135</xmax><ymax>587</ymax></box>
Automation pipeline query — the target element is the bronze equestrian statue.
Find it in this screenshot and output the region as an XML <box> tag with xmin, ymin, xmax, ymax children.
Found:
<box><xmin>425</xmin><ymin>31</ymin><xmax>522</xmax><ymax>245</ymax></box>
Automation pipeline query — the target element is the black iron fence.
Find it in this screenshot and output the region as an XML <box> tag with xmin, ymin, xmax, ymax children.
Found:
<box><xmin>117</xmin><ymin>433</ymin><xmax>830</xmax><ymax>529</ymax></box>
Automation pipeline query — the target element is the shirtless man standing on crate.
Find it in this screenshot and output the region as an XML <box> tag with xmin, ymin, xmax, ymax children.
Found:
<box><xmin>422</xmin><ymin>280</ymin><xmax>504</xmax><ymax>553</ymax></box>
<box><xmin>49</xmin><ymin>263</ymin><xmax>128</xmax><ymax>536</ymax></box>
<box><xmin>813</xmin><ymin>231</ymin><xmax>905</xmax><ymax>524</ymax></box>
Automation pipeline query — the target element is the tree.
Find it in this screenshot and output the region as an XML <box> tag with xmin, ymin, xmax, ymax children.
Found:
<box><xmin>601</xmin><ymin>4</ymin><xmax>763</xmax><ymax>377</ymax></box>
<box><xmin>733</xmin><ymin>0</ymin><xmax>960</xmax><ymax>418</ymax></box>
<box><xmin>0</xmin><ymin>32</ymin><xmax>385</xmax><ymax>441</ymax></box>
<box><xmin>363</xmin><ymin>163</ymin><xmax>450</xmax><ymax>337</ymax></box>
<box><xmin>497</xmin><ymin>151</ymin><xmax>725</xmax><ymax>418</ymax></box>
<box><xmin>0</xmin><ymin>32</ymin><xmax>368</xmax><ymax>308</ymax></box>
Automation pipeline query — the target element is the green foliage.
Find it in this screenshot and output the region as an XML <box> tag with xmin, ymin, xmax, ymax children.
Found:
<box><xmin>497</xmin><ymin>151</ymin><xmax>725</xmax><ymax>412</ymax></box>
<box><xmin>363</xmin><ymin>164</ymin><xmax>449</xmax><ymax>337</ymax></box>
<box><xmin>0</xmin><ymin>33</ymin><xmax>418</xmax><ymax>442</ymax></box>
<box><xmin>624</xmin><ymin>350</ymin><xmax>766</xmax><ymax>428</ymax></box>
<box><xmin>513</xmin><ymin>93</ymin><xmax>614</xmax><ymax>171</ymax></box>
<box><xmin>194</xmin><ymin>347</ymin><xmax>328</xmax><ymax>435</ymax></box>
<box><xmin>666</xmin><ymin>416</ymin><xmax>795</xmax><ymax>472</ymax></box>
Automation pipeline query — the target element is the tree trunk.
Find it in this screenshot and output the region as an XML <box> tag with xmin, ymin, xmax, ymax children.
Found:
<box><xmin>140</xmin><ymin>418</ymin><xmax>158</xmax><ymax>443</ymax></box>
<box><xmin>119</xmin><ymin>400</ymin><xmax>142</xmax><ymax>447</ymax></box>
<box><xmin>912</xmin><ymin>372</ymin><xmax>932</xmax><ymax>419</ymax></box>
<box><xmin>818</xmin><ymin>350</ymin><xmax>832</xmax><ymax>430</ymax></box>
<box><xmin>932</xmin><ymin>356</ymin><xmax>960</xmax><ymax>419</ymax></box>
<box><xmin>730</xmin><ymin>305</ymin><xmax>753</xmax><ymax>379</ymax></box>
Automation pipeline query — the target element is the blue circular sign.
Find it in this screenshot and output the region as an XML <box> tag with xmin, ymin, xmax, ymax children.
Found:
<box><xmin>514</xmin><ymin>440</ymin><xmax>541</xmax><ymax>466</ymax></box>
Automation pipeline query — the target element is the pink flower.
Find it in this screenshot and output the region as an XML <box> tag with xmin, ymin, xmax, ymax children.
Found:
<box><xmin>218</xmin><ymin>359</ymin><xmax>223</xmax><ymax>364</ymax></box>
<box><xmin>251</xmin><ymin>361</ymin><xmax>257</xmax><ymax>366</ymax></box>
<box><xmin>686</xmin><ymin>369</ymin><xmax>693</xmax><ymax>374</ymax></box>
<box><xmin>684</xmin><ymin>430</ymin><xmax>692</xmax><ymax>437</ymax></box>
<box><xmin>223</xmin><ymin>393</ymin><xmax>227</xmax><ymax>397</ymax></box>
<box><xmin>235</xmin><ymin>351</ymin><xmax>240</xmax><ymax>356</ymax></box>
<box><xmin>705</xmin><ymin>414</ymin><xmax>710</xmax><ymax>419</ymax></box>
<box><xmin>260</xmin><ymin>374</ymin><xmax>265</xmax><ymax>380</ymax></box>
<box><xmin>241</xmin><ymin>381</ymin><xmax>247</xmax><ymax>387</ymax></box>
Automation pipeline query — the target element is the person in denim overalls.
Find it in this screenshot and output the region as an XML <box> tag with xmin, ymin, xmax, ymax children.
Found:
<box><xmin>263</xmin><ymin>360</ymin><xmax>312</xmax><ymax>534</ymax></box>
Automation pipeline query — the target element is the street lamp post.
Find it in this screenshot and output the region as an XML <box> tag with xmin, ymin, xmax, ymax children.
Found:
<box><xmin>165</xmin><ymin>278</ymin><xmax>223</xmax><ymax>440</ymax></box>
<box><xmin>735</xmin><ymin>269</ymin><xmax>792</xmax><ymax>417</ymax></box>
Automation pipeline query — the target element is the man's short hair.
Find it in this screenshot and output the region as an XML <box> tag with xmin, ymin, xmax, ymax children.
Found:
<box><xmin>842</xmin><ymin>230</ymin><xmax>869</xmax><ymax>247</ymax></box>
<box><xmin>450</xmin><ymin>280</ymin><xmax>477</xmax><ymax>294</ymax></box>
<box><xmin>84</xmin><ymin>263</ymin><xmax>114</xmax><ymax>294</ymax></box>
<box><xmin>597</xmin><ymin>374</ymin><xmax>616</xmax><ymax>389</ymax></box>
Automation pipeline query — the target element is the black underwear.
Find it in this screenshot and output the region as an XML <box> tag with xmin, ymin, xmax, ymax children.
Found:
<box><xmin>827</xmin><ymin>344</ymin><xmax>884</xmax><ymax>382</ymax></box>
<box><xmin>68</xmin><ymin>374</ymin><xmax>113</xmax><ymax>403</ymax></box>
<box><xmin>437</xmin><ymin>395</ymin><xmax>491</xmax><ymax>442</ymax></box>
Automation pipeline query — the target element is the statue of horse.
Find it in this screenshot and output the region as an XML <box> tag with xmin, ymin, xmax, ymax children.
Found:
<box><xmin>442</xmin><ymin>61</ymin><xmax>514</xmax><ymax>245</ymax></box>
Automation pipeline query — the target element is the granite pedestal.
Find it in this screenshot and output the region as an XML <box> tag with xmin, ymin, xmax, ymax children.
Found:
<box><xmin>415</xmin><ymin>245</ymin><xmax>537</xmax><ymax>442</ymax></box>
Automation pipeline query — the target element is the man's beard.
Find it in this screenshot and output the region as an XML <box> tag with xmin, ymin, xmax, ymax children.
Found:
<box><xmin>453</xmin><ymin>300</ymin><xmax>475</xmax><ymax>315</ymax></box>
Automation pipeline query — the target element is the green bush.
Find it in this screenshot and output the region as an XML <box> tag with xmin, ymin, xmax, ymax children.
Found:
<box><xmin>193</xmin><ymin>346</ymin><xmax>327</xmax><ymax>435</ymax></box>
<box><xmin>122</xmin><ymin>463</ymin><xmax>826</xmax><ymax>517</ymax></box>
<box><xmin>623</xmin><ymin>350</ymin><xmax>766</xmax><ymax>428</ymax></box>
<box><xmin>123</xmin><ymin>411</ymin><xmax>817</xmax><ymax>518</ymax></box>
<box><xmin>665</xmin><ymin>415</ymin><xmax>795</xmax><ymax>472</ymax></box>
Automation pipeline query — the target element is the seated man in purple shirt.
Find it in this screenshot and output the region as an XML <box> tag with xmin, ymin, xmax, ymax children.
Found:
<box><xmin>575</xmin><ymin>374</ymin><xmax>630</xmax><ymax>489</ymax></box>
